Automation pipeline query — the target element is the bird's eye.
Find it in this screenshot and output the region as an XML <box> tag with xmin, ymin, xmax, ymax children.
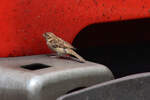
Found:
<box><xmin>47</xmin><ymin>36</ymin><xmax>51</xmax><ymax>39</ymax></box>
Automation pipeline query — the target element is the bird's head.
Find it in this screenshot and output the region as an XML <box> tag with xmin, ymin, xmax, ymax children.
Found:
<box><xmin>43</xmin><ymin>32</ymin><xmax>56</xmax><ymax>40</ymax></box>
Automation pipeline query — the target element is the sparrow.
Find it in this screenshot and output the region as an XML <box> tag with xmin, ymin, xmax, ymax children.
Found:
<box><xmin>43</xmin><ymin>32</ymin><xmax>86</xmax><ymax>62</ymax></box>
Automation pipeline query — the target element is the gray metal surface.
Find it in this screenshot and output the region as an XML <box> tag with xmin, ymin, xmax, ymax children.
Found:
<box><xmin>0</xmin><ymin>55</ymin><xmax>113</xmax><ymax>100</ymax></box>
<box><xmin>57</xmin><ymin>72</ymin><xmax>150</xmax><ymax>100</ymax></box>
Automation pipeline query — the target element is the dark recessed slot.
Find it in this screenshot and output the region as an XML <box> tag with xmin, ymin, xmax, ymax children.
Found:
<box><xmin>21</xmin><ymin>63</ymin><xmax>51</xmax><ymax>70</ymax></box>
<box><xmin>66</xmin><ymin>87</ymin><xmax>86</xmax><ymax>94</ymax></box>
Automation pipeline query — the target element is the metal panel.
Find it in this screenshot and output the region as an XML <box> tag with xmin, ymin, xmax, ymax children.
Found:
<box><xmin>0</xmin><ymin>55</ymin><xmax>113</xmax><ymax>100</ymax></box>
<box><xmin>58</xmin><ymin>73</ymin><xmax>150</xmax><ymax>100</ymax></box>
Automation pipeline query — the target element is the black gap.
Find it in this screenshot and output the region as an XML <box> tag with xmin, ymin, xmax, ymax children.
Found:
<box><xmin>73</xmin><ymin>18</ymin><xmax>150</xmax><ymax>48</ymax></box>
<box><xmin>21</xmin><ymin>63</ymin><xmax>51</xmax><ymax>70</ymax></box>
<box><xmin>66</xmin><ymin>87</ymin><xmax>86</xmax><ymax>94</ymax></box>
<box><xmin>73</xmin><ymin>18</ymin><xmax>150</xmax><ymax>78</ymax></box>
<box><xmin>77</xmin><ymin>44</ymin><xmax>150</xmax><ymax>78</ymax></box>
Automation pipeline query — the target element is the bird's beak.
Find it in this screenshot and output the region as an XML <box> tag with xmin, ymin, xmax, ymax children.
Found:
<box><xmin>43</xmin><ymin>33</ymin><xmax>46</xmax><ymax>37</ymax></box>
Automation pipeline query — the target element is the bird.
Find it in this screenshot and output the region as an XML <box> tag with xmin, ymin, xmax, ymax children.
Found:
<box><xmin>43</xmin><ymin>32</ymin><xmax>86</xmax><ymax>62</ymax></box>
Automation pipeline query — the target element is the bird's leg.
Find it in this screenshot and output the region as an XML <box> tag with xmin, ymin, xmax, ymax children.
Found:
<box><xmin>50</xmin><ymin>53</ymin><xmax>58</xmax><ymax>56</ymax></box>
<box><xmin>47</xmin><ymin>53</ymin><xmax>58</xmax><ymax>57</ymax></box>
<box><xmin>57</xmin><ymin>52</ymin><xmax>68</xmax><ymax>58</ymax></box>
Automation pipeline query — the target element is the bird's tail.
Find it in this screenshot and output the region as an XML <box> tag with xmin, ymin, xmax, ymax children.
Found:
<box><xmin>66</xmin><ymin>49</ymin><xmax>86</xmax><ymax>62</ymax></box>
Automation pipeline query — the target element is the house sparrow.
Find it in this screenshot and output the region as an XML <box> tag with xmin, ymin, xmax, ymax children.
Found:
<box><xmin>43</xmin><ymin>32</ymin><xmax>86</xmax><ymax>62</ymax></box>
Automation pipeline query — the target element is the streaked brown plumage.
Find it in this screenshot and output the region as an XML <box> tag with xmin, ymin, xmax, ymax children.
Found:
<box><xmin>43</xmin><ymin>32</ymin><xmax>86</xmax><ymax>62</ymax></box>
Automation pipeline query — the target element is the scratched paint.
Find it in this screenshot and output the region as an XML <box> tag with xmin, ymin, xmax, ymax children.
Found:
<box><xmin>0</xmin><ymin>0</ymin><xmax>150</xmax><ymax>57</ymax></box>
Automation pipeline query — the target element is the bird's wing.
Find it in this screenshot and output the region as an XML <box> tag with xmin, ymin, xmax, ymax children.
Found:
<box><xmin>57</xmin><ymin>37</ymin><xmax>75</xmax><ymax>49</ymax></box>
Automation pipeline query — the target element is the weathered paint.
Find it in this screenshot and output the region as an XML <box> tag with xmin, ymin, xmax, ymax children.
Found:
<box><xmin>0</xmin><ymin>0</ymin><xmax>150</xmax><ymax>57</ymax></box>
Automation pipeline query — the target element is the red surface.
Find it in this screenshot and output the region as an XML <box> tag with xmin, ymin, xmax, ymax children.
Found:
<box><xmin>0</xmin><ymin>0</ymin><xmax>150</xmax><ymax>57</ymax></box>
